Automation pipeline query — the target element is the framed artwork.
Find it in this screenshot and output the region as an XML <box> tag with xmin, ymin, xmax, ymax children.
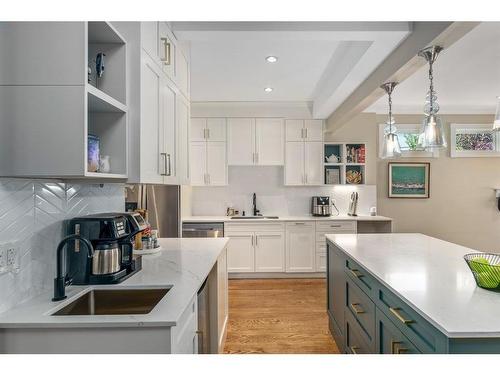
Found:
<box><xmin>388</xmin><ymin>162</ymin><xmax>430</xmax><ymax>198</ymax></box>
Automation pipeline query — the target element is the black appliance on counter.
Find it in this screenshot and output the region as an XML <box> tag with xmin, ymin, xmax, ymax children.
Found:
<box><xmin>66</xmin><ymin>212</ymin><xmax>147</xmax><ymax>285</ymax></box>
<box><xmin>311</xmin><ymin>196</ymin><xmax>332</xmax><ymax>217</ymax></box>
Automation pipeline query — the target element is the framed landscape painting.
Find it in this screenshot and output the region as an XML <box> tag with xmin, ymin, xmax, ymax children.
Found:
<box><xmin>388</xmin><ymin>162</ymin><xmax>430</xmax><ymax>198</ymax></box>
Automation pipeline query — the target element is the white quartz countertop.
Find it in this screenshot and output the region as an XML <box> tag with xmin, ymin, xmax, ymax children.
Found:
<box><xmin>327</xmin><ymin>233</ymin><xmax>500</xmax><ymax>338</ymax></box>
<box><xmin>0</xmin><ymin>238</ymin><xmax>228</xmax><ymax>329</ymax></box>
<box><xmin>182</xmin><ymin>215</ymin><xmax>392</xmax><ymax>223</ymax></box>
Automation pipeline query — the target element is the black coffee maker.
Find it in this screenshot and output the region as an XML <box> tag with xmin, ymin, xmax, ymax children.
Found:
<box><xmin>66</xmin><ymin>212</ymin><xmax>147</xmax><ymax>284</ymax></box>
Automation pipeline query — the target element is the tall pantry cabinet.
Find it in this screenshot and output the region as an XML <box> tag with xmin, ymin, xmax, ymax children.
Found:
<box><xmin>113</xmin><ymin>22</ymin><xmax>190</xmax><ymax>185</ymax></box>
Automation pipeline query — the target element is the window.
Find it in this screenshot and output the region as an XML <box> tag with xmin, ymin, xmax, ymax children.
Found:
<box><xmin>450</xmin><ymin>124</ymin><xmax>500</xmax><ymax>158</ymax></box>
<box><xmin>378</xmin><ymin>124</ymin><xmax>439</xmax><ymax>158</ymax></box>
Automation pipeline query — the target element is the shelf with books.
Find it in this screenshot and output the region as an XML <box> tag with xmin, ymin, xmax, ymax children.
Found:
<box><xmin>322</xmin><ymin>142</ymin><xmax>366</xmax><ymax>185</ymax></box>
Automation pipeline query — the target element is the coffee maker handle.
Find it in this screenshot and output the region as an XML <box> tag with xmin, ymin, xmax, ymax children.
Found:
<box><xmin>121</xmin><ymin>239</ymin><xmax>134</xmax><ymax>266</ymax></box>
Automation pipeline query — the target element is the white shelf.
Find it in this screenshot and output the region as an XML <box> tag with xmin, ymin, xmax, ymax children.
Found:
<box><xmin>346</xmin><ymin>163</ymin><xmax>365</xmax><ymax>166</ymax></box>
<box><xmin>85</xmin><ymin>172</ymin><xmax>128</xmax><ymax>179</ymax></box>
<box><xmin>324</xmin><ymin>162</ymin><xmax>343</xmax><ymax>166</ymax></box>
<box><xmin>87</xmin><ymin>84</ymin><xmax>127</xmax><ymax>113</ymax></box>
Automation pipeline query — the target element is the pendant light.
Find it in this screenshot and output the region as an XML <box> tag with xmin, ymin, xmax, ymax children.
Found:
<box><xmin>418</xmin><ymin>46</ymin><xmax>447</xmax><ymax>149</ymax></box>
<box><xmin>493</xmin><ymin>96</ymin><xmax>500</xmax><ymax>131</ymax></box>
<box><xmin>380</xmin><ymin>82</ymin><xmax>401</xmax><ymax>159</ymax></box>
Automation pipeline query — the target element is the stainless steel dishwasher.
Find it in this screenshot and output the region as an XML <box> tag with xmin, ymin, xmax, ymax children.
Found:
<box><xmin>182</xmin><ymin>222</ymin><xmax>224</xmax><ymax>238</ymax></box>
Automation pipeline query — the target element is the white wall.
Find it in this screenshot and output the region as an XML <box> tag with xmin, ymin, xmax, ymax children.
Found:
<box><xmin>189</xmin><ymin>166</ymin><xmax>376</xmax><ymax>217</ymax></box>
<box><xmin>0</xmin><ymin>180</ymin><xmax>124</xmax><ymax>314</ymax></box>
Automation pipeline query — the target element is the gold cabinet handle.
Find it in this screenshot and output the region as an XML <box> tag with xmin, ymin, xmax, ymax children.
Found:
<box><xmin>349</xmin><ymin>268</ymin><xmax>363</xmax><ymax>278</ymax></box>
<box><xmin>391</xmin><ymin>340</ymin><xmax>408</xmax><ymax>354</ymax></box>
<box><xmin>389</xmin><ymin>307</ymin><xmax>414</xmax><ymax>325</ymax></box>
<box><xmin>350</xmin><ymin>346</ymin><xmax>359</xmax><ymax>354</ymax></box>
<box><xmin>350</xmin><ymin>303</ymin><xmax>365</xmax><ymax>314</ymax></box>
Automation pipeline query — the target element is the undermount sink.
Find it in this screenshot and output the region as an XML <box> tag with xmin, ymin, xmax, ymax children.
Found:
<box><xmin>52</xmin><ymin>288</ymin><xmax>170</xmax><ymax>316</ymax></box>
<box><xmin>230</xmin><ymin>216</ymin><xmax>279</xmax><ymax>220</ymax></box>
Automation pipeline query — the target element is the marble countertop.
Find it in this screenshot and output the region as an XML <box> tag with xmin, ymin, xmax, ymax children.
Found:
<box><xmin>327</xmin><ymin>233</ymin><xmax>500</xmax><ymax>338</ymax></box>
<box><xmin>182</xmin><ymin>215</ymin><xmax>392</xmax><ymax>223</ymax></box>
<box><xmin>0</xmin><ymin>238</ymin><xmax>228</xmax><ymax>329</ymax></box>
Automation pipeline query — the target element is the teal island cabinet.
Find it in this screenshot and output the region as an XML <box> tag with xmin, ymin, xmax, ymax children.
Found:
<box><xmin>327</xmin><ymin>233</ymin><xmax>500</xmax><ymax>354</ymax></box>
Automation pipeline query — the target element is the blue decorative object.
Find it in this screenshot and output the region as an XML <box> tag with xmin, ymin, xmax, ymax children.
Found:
<box><xmin>87</xmin><ymin>134</ymin><xmax>100</xmax><ymax>172</ymax></box>
<box><xmin>96</xmin><ymin>53</ymin><xmax>106</xmax><ymax>78</ymax></box>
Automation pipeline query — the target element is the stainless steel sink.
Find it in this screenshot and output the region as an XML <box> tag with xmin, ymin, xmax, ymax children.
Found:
<box><xmin>230</xmin><ymin>216</ymin><xmax>279</xmax><ymax>220</ymax></box>
<box><xmin>52</xmin><ymin>288</ymin><xmax>170</xmax><ymax>316</ymax></box>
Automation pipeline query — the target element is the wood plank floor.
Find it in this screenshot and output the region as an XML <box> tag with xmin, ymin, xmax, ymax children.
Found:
<box><xmin>223</xmin><ymin>278</ymin><xmax>339</xmax><ymax>354</ymax></box>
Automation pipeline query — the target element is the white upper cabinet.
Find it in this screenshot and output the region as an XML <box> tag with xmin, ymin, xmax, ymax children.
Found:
<box><xmin>304</xmin><ymin>142</ymin><xmax>323</xmax><ymax>185</ymax></box>
<box><xmin>176</xmin><ymin>45</ymin><xmax>190</xmax><ymax>98</ymax></box>
<box><xmin>113</xmin><ymin>21</ymin><xmax>190</xmax><ymax>185</ymax></box>
<box><xmin>285</xmin><ymin>120</ymin><xmax>305</xmax><ymax>142</ymax></box>
<box><xmin>304</xmin><ymin>120</ymin><xmax>324</xmax><ymax>141</ymax></box>
<box><xmin>158</xmin><ymin>22</ymin><xmax>176</xmax><ymax>81</ymax></box>
<box><xmin>141</xmin><ymin>22</ymin><xmax>159</xmax><ymax>63</ymax></box>
<box><xmin>207</xmin><ymin>119</ymin><xmax>227</xmax><ymax>142</ymax></box>
<box><xmin>227</xmin><ymin>118</ymin><xmax>284</xmax><ymax>166</ymax></box>
<box><xmin>161</xmin><ymin>80</ymin><xmax>177</xmax><ymax>184</ymax></box>
<box><xmin>285</xmin><ymin>142</ymin><xmax>305</xmax><ymax>185</ymax></box>
<box><xmin>206</xmin><ymin>142</ymin><xmax>227</xmax><ymax>186</ymax></box>
<box><xmin>190</xmin><ymin>142</ymin><xmax>207</xmax><ymax>186</ymax></box>
<box><xmin>140</xmin><ymin>58</ymin><xmax>163</xmax><ymax>184</ymax></box>
<box><xmin>190</xmin><ymin>117</ymin><xmax>227</xmax><ymax>186</ymax></box>
<box><xmin>255</xmin><ymin>119</ymin><xmax>285</xmax><ymax>165</ymax></box>
<box><xmin>177</xmin><ymin>95</ymin><xmax>190</xmax><ymax>185</ymax></box>
<box><xmin>284</xmin><ymin>119</ymin><xmax>324</xmax><ymax>186</ymax></box>
<box><xmin>191</xmin><ymin>118</ymin><xmax>207</xmax><ymax>142</ymax></box>
<box><xmin>227</xmin><ymin>118</ymin><xmax>255</xmax><ymax>165</ymax></box>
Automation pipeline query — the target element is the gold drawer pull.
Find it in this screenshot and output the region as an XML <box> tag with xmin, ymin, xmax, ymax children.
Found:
<box><xmin>390</xmin><ymin>340</ymin><xmax>409</xmax><ymax>354</ymax></box>
<box><xmin>350</xmin><ymin>346</ymin><xmax>359</xmax><ymax>354</ymax></box>
<box><xmin>350</xmin><ymin>303</ymin><xmax>365</xmax><ymax>314</ymax></box>
<box><xmin>349</xmin><ymin>269</ymin><xmax>363</xmax><ymax>278</ymax></box>
<box><xmin>389</xmin><ymin>307</ymin><xmax>414</xmax><ymax>325</ymax></box>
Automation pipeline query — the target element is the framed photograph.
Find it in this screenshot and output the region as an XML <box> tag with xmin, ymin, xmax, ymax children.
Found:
<box><xmin>388</xmin><ymin>162</ymin><xmax>430</xmax><ymax>198</ymax></box>
<box><xmin>87</xmin><ymin>134</ymin><xmax>100</xmax><ymax>173</ymax></box>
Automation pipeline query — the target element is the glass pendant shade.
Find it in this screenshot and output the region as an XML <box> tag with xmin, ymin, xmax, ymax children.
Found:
<box><xmin>493</xmin><ymin>96</ymin><xmax>500</xmax><ymax>131</ymax></box>
<box><xmin>419</xmin><ymin>114</ymin><xmax>447</xmax><ymax>149</ymax></box>
<box><xmin>381</xmin><ymin>132</ymin><xmax>402</xmax><ymax>159</ymax></box>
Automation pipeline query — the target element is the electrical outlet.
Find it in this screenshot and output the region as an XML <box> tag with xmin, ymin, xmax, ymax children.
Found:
<box><xmin>0</xmin><ymin>245</ymin><xmax>7</xmax><ymax>274</ymax></box>
<box><xmin>6</xmin><ymin>243</ymin><xmax>20</xmax><ymax>273</ymax></box>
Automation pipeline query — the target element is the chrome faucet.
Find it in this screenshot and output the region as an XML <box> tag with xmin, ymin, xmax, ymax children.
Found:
<box><xmin>53</xmin><ymin>234</ymin><xmax>94</xmax><ymax>302</ymax></box>
<box><xmin>252</xmin><ymin>193</ymin><xmax>260</xmax><ymax>216</ymax></box>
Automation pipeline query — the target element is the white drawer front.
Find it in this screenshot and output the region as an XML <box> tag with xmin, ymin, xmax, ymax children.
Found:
<box><xmin>316</xmin><ymin>242</ymin><xmax>326</xmax><ymax>254</ymax></box>
<box><xmin>286</xmin><ymin>221</ymin><xmax>315</xmax><ymax>230</ymax></box>
<box><xmin>316</xmin><ymin>220</ymin><xmax>356</xmax><ymax>233</ymax></box>
<box><xmin>225</xmin><ymin>222</ymin><xmax>285</xmax><ymax>233</ymax></box>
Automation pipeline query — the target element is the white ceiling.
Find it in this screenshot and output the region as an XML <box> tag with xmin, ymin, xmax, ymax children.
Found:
<box><xmin>171</xmin><ymin>22</ymin><xmax>411</xmax><ymax>118</ymax></box>
<box><xmin>366</xmin><ymin>22</ymin><xmax>500</xmax><ymax>114</ymax></box>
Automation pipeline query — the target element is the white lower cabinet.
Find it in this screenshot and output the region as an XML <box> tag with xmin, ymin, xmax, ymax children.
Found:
<box><xmin>226</xmin><ymin>232</ymin><xmax>255</xmax><ymax>272</ymax></box>
<box><xmin>225</xmin><ymin>221</ymin><xmax>357</xmax><ymax>275</ymax></box>
<box><xmin>255</xmin><ymin>232</ymin><xmax>285</xmax><ymax>272</ymax></box>
<box><xmin>170</xmin><ymin>295</ymin><xmax>198</xmax><ymax>354</ymax></box>
<box><xmin>286</xmin><ymin>222</ymin><xmax>316</xmax><ymax>272</ymax></box>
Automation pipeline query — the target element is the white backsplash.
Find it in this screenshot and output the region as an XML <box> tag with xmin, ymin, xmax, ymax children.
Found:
<box><xmin>191</xmin><ymin>166</ymin><xmax>377</xmax><ymax>217</ymax></box>
<box><xmin>0</xmin><ymin>179</ymin><xmax>124</xmax><ymax>314</ymax></box>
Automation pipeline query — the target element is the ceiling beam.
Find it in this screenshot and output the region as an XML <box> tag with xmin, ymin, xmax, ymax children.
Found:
<box><xmin>325</xmin><ymin>21</ymin><xmax>479</xmax><ymax>133</ymax></box>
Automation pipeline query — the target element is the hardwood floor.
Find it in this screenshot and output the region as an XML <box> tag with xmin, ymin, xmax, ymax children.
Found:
<box><xmin>223</xmin><ymin>278</ymin><xmax>339</xmax><ymax>354</ymax></box>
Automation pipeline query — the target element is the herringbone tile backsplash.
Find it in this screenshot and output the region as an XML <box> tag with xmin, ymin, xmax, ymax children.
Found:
<box><xmin>0</xmin><ymin>179</ymin><xmax>124</xmax><ymax>313</ymax></box>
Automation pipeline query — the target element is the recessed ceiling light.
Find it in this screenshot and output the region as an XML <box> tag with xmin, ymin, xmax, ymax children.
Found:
<box><xmin>265</xmin><ymin>56</ymin><xmax>278</xmax><ymax>63</ymax></box>
<box><xmin>264</xmin><ymin>87</ymin><xmax>274</xmax><ymax>93</ymax></box>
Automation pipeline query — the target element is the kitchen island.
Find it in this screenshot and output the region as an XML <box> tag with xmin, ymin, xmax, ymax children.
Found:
<box><xmin>327</xmin><ymin>233</ymin><xmax>500</xmax><ymax>354</ymax></box>
<box><xmin>0</xmin><ymin>238</ymin><xmax>229</xmax><ymax>354</ymax></box>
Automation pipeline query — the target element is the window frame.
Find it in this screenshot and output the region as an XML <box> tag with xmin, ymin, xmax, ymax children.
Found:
<box><xmin>378</xmin><ymin>123</ymin><xmax>439</xmax><ymax>159</ymax></box>
<box><xmin>450</xmin><ymin>123</ymin><xmax>500</xmax><ymax>158</ymax></box>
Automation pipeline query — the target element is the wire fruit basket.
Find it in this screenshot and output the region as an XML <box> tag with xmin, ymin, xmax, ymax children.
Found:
<box><xmin>464</xmin><ymin>253</ymin><xmax>500</xmax><ymax>291</ymax></box>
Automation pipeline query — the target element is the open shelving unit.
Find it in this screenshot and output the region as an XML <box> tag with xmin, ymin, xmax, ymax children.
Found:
<box><xmin>85</xmin><ymin>22</ymin><xmax>128</xmax><ymax>178</ymax></box>
<box><xmin>324</xmin><ymin>143</ymin><xmax>366</xmax><ymax>185</ymax></box>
